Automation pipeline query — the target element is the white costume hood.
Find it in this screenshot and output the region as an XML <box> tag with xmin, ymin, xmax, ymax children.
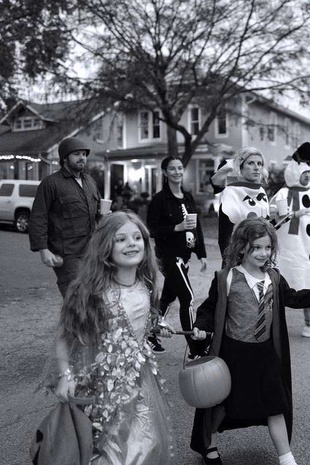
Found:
<box><xmin>284</xmin><ymin>160</ymin><xmax>310</xmax><ymax>188</ymax></box>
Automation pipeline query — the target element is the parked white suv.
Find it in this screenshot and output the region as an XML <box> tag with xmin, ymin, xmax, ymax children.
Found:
<box><xmin>0</xmin><ymin>179</ymin><xmax>40</xmax><ymax>233</ymax></box>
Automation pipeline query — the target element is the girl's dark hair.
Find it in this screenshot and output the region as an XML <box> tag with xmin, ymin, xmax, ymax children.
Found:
<box><xmin>59</xmin><ymin>211</ymin><xmax>159</xmax><ymax>345</ymax></box>
<box><xmin>161</xmin><ymin>156</ymin><xmax>183</xmax><ymax>171</ymax></box>
<box><xmin>224</xmin><ymin>217</ymin><xmax>278</xmax><ymax>269</ymax></box>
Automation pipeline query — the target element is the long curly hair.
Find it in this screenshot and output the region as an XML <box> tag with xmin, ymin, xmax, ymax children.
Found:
<box><xmin>59</xmin><ymin>211</ymin><xmax>159</xmax><ymax>345</ymax></box>
<box><xmin>224</xmin><ymin>217</ymin><xmax>278</xmax><ymax>269</ymax></box>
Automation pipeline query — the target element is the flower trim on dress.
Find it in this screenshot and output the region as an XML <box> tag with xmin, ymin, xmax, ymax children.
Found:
<box><xmin>72</xmin><ymin>285</ymin><xmax>159</xmax><ymax>446</ymax></box>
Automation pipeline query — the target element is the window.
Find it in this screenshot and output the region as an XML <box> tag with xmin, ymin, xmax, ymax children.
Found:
<box><xmin>152</xmin><ymin>111</ymin><xmax>160</xmax><ymax>139</ymax></box>
<box><xmin>13</xmin><ymin>116</ymin><xmax>42</xmax><ymax>131</ymax></box>
<box><xmin>24</xmin><ymin>118</ymin><xmax>33</xmax><ymax>129</ymax></box>
<box><xmin>189</xmin><ymin>106</ymin><xmax>200</xmax><ymax>135</ymax></box>
<box><xmin>0</xmin><ymin>183</ymin><xmax>14</xmax><ymax>196</ymax></box>
<box><xmin>216</xmin><ymin>106</ymin><xmax>228</xmax><ymax>136</ymax></box>
<box><xmin>139</xmin><ymin>110</ymin><xmax>161</xmax><ymax>141</ymax></box>
<box><xmin>19</xmin><ymin>184</ymin><xmax>38</xmax><ymax>197</ymax></box>
<box><xmin>268</xmin><ymin>112</ymin><xmax>277</xmax><ymax>142</ymax></box>
<box><xmin>116</xmin><ymin>114</ymin><xmax>124</xmax><ymax>147</ymax></box>
<box><xmin>259</xmin><ymin>127</ymin><xmax>265</xmax><ymax>141</ymax></box>
<box><xmin>140</xmin><ymin>111</ymin><xmax>149</xmax><ymax>140</ymax></box>
<box><xmin>198</xmin><ymin>159</ymin><xmax>214</xmax><ymax>193</ymax></box>
<box><xmin>291</xmin><ymin>122</ymin><xmax>301</xmax><ymax>148</ymax></box>
<box><xmin>283</xmin><ymin>118</ymin><xmax>291</xmax><ymax>146</ymax></box>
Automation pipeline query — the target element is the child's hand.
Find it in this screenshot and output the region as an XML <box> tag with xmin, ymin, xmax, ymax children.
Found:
<box><xmin>157</xmin><ymin>320</ymin><xmax>175</xmax><ymax>338</ymax></box>
<box><xmin>191</xmin><ymin>327</ymin><xmax>208</xmax><ymax>340</ymax></box>
<box><xmin>55</xmin><ymin>376</ymin><xmax>76</xmax><ymax>403</ymax></box>
<box><xmin>159</xmin><ymin>328</ymin><xmax>173</xmax><ymax>338</ymax></box>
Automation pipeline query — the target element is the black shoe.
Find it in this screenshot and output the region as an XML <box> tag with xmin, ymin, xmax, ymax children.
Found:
<box><xmin>148</xmin><ymin>335</ymin><xmax>166</xmax><ymax>354</ymax></box>
<box><xmin>202</xmin><ymin>447</ymin><xmax>223</xmax><ymax>464</ymax></box>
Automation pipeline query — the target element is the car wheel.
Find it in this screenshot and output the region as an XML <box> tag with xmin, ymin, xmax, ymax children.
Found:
<box><xmin>15</xmin><ymin>210</ymin><xmax>30</xmax><ymax>233</ymax></box>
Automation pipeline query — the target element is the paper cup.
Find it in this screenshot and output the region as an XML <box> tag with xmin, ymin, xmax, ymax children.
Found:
<box><xmin>225</xmin><ymin>159</ymin><xmax>235</xmax><ymax>170</ymax></box>
<box><xmin>276</xmin><ymin>199</ymin><xmax>288</xmax><ymax>216</ymax></box>
<box><xmin>186</xmin><ymin>213</ymin><xmax>197</xmax><ymax>227</ymax></box>
<box><xmin>100</xmin><ymin>199</ymin><xmax>112</xmax><ymax>214</ymax></box>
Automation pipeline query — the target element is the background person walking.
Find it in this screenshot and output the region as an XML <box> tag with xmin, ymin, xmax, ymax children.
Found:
<box><xmin>271</xmin><ymin>142</ymin><xmax>310</xmax><ymax>338</ymax></box>
<box><xmin>147</xmin><ymin>156</ymin><xmax>207</xmax><ymax>356</ymax></box>
<box><xmin>211</xmin><ymin>147</ymin><xmax>270</xmax><ymax>258</ymax></box>
<box><xmin>29</xmin><ymin>137</ymin><xmax>102</xmax><ymax>297</ymax></box>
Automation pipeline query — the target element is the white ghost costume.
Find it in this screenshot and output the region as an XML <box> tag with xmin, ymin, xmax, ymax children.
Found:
<box><xmin>218</xmin><ymin>181</ymin><xmax>270</xmax><ymax>255</ymax></box>
<box><xmin>271</xmin><ymin>160</ymin><xmax>310</xmax><ymax>290</ymax></box>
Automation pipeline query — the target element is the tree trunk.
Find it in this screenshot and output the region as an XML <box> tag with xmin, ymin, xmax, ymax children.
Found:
<box><xmin>181</xmin><ymin>133</ymin><xmax>193</xmax><ymax>168</ymax></box>
<box><xmin>167</xmin><ymin>126</ymin><xmax>178</xmax><ymax>157</ymax></box>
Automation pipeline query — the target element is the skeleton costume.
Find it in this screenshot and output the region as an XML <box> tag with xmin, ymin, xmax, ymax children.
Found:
<box><xmin>147</xmin><ymin>182</ymin><xmax>207</xmax><ymax>356</ymax></box>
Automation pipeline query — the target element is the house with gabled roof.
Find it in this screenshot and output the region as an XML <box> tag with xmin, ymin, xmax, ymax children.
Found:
<box><xmin>101</xmin><ymin>92</ymin><xmax>310</xmax><ymax>212</ymax></box>
<box><xmin>0</xmin><ymin>99</ymin><xmax>111</xmax><ymax>184</ymax></box>
<box><xmin>1</xmin><ymin>94</ymin><xmax>310</xmax><ymax>214</ymax></box>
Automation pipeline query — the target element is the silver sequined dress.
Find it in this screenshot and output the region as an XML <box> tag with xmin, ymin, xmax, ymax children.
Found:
<box><xmin>71</xmin><ymin>282</ymin><xmax>174</xmax><ymax>465</ymax></box>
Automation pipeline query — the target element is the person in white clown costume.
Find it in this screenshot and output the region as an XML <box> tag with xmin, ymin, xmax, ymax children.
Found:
<box><xmin>271</xmin><ymin>142</ymin><xmax>310</xmax><ymax>338</ymax></box>
<box><xmin>211</xmin><ymin>147</ymin><xmax>270</xmax><ymax>258</ymax></box>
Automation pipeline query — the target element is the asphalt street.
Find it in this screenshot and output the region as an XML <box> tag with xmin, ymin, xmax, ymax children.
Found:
<box><xmin>0</xmin><ymin>221</ymin><xmax>309</xmax><ymax>465</ymax></box>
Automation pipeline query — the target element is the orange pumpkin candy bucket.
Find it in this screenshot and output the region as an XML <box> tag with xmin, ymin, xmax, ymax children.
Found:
<box><xmin>155</xmin><ymin>323</ymin><xmax>232</xmax><ymax>409</ymax></box>
<box><xmin>178</xmin><ymin>350</ymin><xmax>231</xmax><ymax>409</ymax></box>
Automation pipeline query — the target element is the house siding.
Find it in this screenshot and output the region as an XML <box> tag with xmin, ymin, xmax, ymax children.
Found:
<box><xmin>1</xmin><ymin>97</ymin><xmax>310</xmax><ymax>214</ymax></box>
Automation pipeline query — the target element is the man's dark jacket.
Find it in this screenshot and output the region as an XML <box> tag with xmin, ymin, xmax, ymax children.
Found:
<box><xmin>29</xmin><ymin>167</ymin><xmax>101</xmax><ymax>257</ymax></box>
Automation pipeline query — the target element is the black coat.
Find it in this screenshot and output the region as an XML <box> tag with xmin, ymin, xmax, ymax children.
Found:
<box><xmin>147</xmin><ymin>183</ymin><xmax>206</xmax><ymax>262</ymax></box>
<box><xmin>191</xmin><ymin>267</ymin><xmax>310</xmax><ymax>454</ymax></box>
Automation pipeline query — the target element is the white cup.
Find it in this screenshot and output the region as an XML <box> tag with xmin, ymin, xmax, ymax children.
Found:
<box><xmin>100</xmin><ymin>199</ymin><xmax>112</xmax><ymax>214</ymax></box>
<box><xmin>276</xmin><ymin>199</ymin><xmax>288</xmax><ymax>216</ymax></box>
<box><xmin>225</xmin><ymin>159</ymin><xmax>235</xmax><ymax>170</ymax></box>
<box><xmin>186</xmin><ymin>213</ymin><xmax>197</xmax><ymax>228</ymax></box>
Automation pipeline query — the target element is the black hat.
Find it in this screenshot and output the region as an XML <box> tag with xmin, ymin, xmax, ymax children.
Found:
<box><xmin>292</xmin><ymin>142</ymin><xmax>310</xmax><ymax>163</ymax></box>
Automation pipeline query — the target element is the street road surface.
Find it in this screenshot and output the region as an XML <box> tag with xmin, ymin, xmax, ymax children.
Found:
<box><xmin>0</xmin><ymin>226</ymin><xmax>309</xmax><ymax>465</ymax></box>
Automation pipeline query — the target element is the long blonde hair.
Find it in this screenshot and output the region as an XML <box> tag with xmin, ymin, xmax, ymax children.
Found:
<box><xmin>59</xmin><ymin>211</ymin><xmax>159</xmax><ymax>344</ymax></box>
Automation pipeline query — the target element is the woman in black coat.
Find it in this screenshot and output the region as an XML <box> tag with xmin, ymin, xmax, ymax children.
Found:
<box><xmin>147</xmin><ymin>156</ymin><xmax>207</xmax><ymax>355</ymax></box>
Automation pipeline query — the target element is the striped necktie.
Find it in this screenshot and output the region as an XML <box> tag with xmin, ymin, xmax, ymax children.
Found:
<box><xmin>254</xmin><ymin>280</ymin><xmax>266</xmax><ymax>340</ymax></box>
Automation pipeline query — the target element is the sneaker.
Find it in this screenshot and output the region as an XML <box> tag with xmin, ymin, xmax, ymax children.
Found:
<box><xmin>148</xmin><ymin>335</ymin><xmax>166</xmax><ymax>354</ymax></box>
<box><xmin>187</xmin><ymin>353</ymin><xmax>200</xmax><ymax>362</ymax></box>
<box><xmin>301</xmin><ymin>326</ymin><xmax>310</xmax><ymax>338</ymax></box>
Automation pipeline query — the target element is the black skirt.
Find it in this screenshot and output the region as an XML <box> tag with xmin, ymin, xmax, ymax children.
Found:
<box><xmin>219</xmin><ymin>334</ymin><xmax>290</xmax><ymax>425</ymax></box>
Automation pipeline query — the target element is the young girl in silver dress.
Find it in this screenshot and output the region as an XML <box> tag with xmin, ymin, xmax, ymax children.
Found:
<box><xmin>53</xmin><ymin>211</ymin><xmax>175</xmax><ymax>464</ymax></box>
